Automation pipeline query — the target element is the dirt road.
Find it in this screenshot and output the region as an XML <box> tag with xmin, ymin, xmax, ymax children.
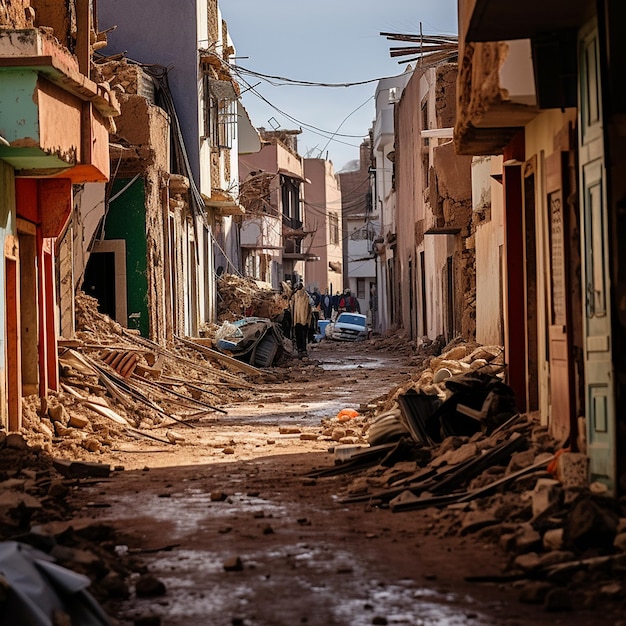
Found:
<box><xmin>69</xmin><ymin>340</ymin><xmax>611</xmax><ymax>625</ymax></box>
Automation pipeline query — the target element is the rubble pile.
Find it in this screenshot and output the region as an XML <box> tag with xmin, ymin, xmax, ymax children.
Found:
<box><xmin>238</xmin><ymin>170</ymin><xmax>276</xmax><ymax>215</ymax></box>
<box><xmin>309</xmin><ymin>340</ymin><xmax>626</xmax><ymax>611</ymax></box>
<box><xmin>92</xmin><ymin>58</ymin><xmax>145</xmax><ymax>96</ymax></box>
<box><xmin>21</xmin><ymin>292</ymin><xmax>264</xmax><ymax>459</ymax></box>
<box><xmin>215</xmin><ymin>273</ymin><xmax>288</xmax><ymax>322</ymax></box>
<box><xmin>393</xmin><ymin>341</ymin><xmax>503</xmax><ymax>400</ymax></box>
<box><xmin>330</xmin><ymin>418</ymin><xmax>626</xmax><ymax>609</ymax></box>
<box><xmin>0</xmin><ymin>432</ymin><xmax>132</xmax><ymax>618</ymax></box>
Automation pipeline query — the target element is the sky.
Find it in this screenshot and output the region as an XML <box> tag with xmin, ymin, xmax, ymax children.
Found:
<box><xmin>221</xmin><ymin>1</ymin><xmax>458</xmax><ymax>172</ymax></box>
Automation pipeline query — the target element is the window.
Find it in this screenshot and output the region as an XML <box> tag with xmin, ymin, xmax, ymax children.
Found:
<box><xmin>329</xmin><ymin>212</ymin><xmax>339</xmax><ymax>245</ymax></box>
<box><xmin>203</xmin><ymin>77</ymin><xmax>237</xmax><ymax>149</ymax></box>
<box><xmin>357</xmin><ymin>277</ymin><xmax>365</xmax><ymax>299</ymax></box>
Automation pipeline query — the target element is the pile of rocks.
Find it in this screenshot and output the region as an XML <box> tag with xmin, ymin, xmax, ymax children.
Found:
<box><xmin>215</xmin><ymin>274</ymin><xmax>288</xmax><ymax>323</ymax></box>
<box><xmin>390</xmin><ymin>341</ymin><xmax>504</xmax><ymax>401</ymax></box>
<box><xmin>0</xmin><ymin>433</ymin><xmax>132</xmax><ymax>616</ymax></box>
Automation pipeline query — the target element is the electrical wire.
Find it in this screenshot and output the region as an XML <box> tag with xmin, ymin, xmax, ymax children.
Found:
<box><xmin>235</xmin><ymin>73</ymin><xmax>370</xmax><ymax>144</ymax></box>
<box><xmin>228</xmin><ymin>62</ymin><xmax>412</xmax><ymax>89</ymax></box>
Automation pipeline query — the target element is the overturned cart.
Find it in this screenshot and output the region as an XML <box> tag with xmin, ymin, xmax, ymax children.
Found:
<box><xmin>214</xmin><ymin>317</ymin><xmax>285</xmax><ymax>368</ymax></box>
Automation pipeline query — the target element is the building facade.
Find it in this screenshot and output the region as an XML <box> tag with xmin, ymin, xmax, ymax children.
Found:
<box><xmin>97</xmin><ymin>0</ymin><xmax>257</xmax><ymax>336</ymax></box>
<box><xmin>239</xmin><ymin>130</ymin><xmax>314</xmax><ymax>288</ymax></box>
<box><xmin>456</xmin><ymin>0</ymin><xmax>626</xmax><ymax>493</ymax></box>
<box><xmin>305</xmin><ymin>158</ymin><xmax>343</xmax><ymax>302</ymax></box>
<box><xmin>0</xmin><ymin>2</ymin><xmax>118</xmax><ymax>429</ymax></box>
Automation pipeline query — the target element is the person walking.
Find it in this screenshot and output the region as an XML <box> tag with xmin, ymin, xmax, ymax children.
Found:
<box><xmin>290</xmin><ymin>283</ymin><xmax>312</xmax><ymax>357</ymax></box>
<box><xmin>321</xmin><ymin>289</ymin><xmax>333</xmax><ymax>320</ymax></box>
<box><xmin>339</xmin><ymin>289</ymin><xmax>360</xmax><ymax>313</ymax></box>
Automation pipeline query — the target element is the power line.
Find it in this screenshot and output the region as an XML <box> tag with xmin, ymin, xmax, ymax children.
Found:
<box><xmin>228</xmin><ymin>62</ymin><xmax>413</xmax><ymax>89</ymax></box>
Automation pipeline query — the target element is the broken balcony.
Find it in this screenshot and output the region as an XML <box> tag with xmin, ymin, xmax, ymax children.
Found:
<box><xmin>0</xmin><ymin>29</ymin><xmax>118</xmax><ymax>182</ymax></box>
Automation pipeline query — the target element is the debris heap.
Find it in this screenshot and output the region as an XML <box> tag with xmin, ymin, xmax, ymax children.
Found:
<box><xmin>309</xmin><ymin>340</ymin><xmax>626</xmax><ymax>612</ymax></box>
<box><xmin>21</xmin><ymin>292</ymin><xmax>265</xmax><ymax>459</ymax></box>
<box><xmin>0</xmin><ymin>432</ymin><xmax>131</xmax><ymax>619</ymax></box>
<box><xmin>215</xmin><ymin>274</ymin><xmax>288</xmax><ymax>323</ymax></box>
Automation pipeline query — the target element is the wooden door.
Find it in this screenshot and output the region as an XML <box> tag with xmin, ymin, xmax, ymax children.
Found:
<box><xmin>579</xmin><ymin>22</ymin><xmax>615</xmax><ymax>489</ymax></box>
<box><xmin>546</xmin><ymin>151</ymin><xmax>574</xmax><ymax>443</ymax></box>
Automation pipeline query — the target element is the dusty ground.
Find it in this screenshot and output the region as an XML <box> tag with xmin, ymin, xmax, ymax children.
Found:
<box><xmin>63</xmin><ymin>339</ymin><xmax>620</xmax><ymax>626</ymax></box>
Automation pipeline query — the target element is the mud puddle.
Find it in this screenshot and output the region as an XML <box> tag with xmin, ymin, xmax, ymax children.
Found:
<box><xmin>103</xmin><ymin>487</ymin><xmax>495</xmax><ymax>626</ymax></box>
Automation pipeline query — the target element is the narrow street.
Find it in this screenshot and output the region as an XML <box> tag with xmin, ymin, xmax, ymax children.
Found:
<box><xmin>60</xmin><ymin>341</ymin><xmax>606</xmax><ymax>626</ymax></box>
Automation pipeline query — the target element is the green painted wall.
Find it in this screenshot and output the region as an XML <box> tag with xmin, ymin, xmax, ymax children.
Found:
<box><xmin>0</xmin><ymin>71</ymin><xmax>39</xmax><ymax>143</ymax></box>
<box><xmin>105</xmin><ymin>177</ymin><xmax>149</xmax><ymax>337</ymax></box>
<box><xmin>0</xmin><ymin>70</ymin><xmax>75</xmax><ymax>170</ymax></box>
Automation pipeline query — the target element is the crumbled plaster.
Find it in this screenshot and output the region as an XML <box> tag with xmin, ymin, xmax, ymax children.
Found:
<box><xmin>0</xmin><ymin>0</ymin><xmax>35</xmax><ymax>28</ymax></box>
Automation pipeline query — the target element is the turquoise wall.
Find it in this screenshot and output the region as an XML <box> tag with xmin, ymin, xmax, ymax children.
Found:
<box><xmin>0</xmin><ymin>160</ymin><xmax>16</xmax><ymax>371</ymax></box>
<box><xmin>105</xmin><ymin>177</ymin><xmax>149</xmax><ymax>337</ymax></box>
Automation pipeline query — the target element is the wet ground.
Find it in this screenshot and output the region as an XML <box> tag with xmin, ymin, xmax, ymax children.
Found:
<box><xmin>71</xmin><ymin>341</ymin><xmax>604</xmax><ymax>625</ymax></box>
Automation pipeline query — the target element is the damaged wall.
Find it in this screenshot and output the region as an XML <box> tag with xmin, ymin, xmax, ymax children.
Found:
<box><xmin>0</xmin><ymin>0</ymin><xmax>33</xmax><ymax>27</ymax></box>
<box><xmin>396</xmin><ymin>62</ymin><xmax>474</xmax><ymax>344</ymax></box>
<box><xmin>30</xmin><ymin>0</ymin><xmax>75</xmax><ymax>49</ymax></box>
<box><xmin>84</xmin><ymin>59</ymin><xmax>171</xmax><ymax>343</ymax></box>
<box><xmin>472</xmin><ymin>155</ymin><xmax>504</xmax><ymax>347</ymax></box>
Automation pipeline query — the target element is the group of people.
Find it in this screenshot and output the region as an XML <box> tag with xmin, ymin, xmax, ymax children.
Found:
<box><xmin>281</xmin><ymin>284</ymin><xmax>361</xmax><ymax>357</ymax></box>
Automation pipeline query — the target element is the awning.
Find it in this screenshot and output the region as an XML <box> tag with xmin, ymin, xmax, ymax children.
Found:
<box><xmin>202</xmin><ymin>192</ymin><xmax>245</xmax><ymax>216</ymax></box>
<box><xmin>464</xmin><ymin>0</ymin><xmax>589</xmax><ymax>42</ymax></box>
<box><xmin>278</xmin><ymin>168</ymin><xmax>311</xmax><ymax>184</ymax></box>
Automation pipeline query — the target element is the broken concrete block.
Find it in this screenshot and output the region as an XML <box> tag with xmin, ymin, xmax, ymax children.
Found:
<box><xmin>433</xmin><ymin>442</ymin><xmax>478</xmax><ymax>468</ymax></box>
<box><xmin>166</xmin><ymin>430</ymin><xmax>185</xmax><ymax>444</ymax></box>
<box><xmin>441</xmin><ymin>346</ymin><xmax>468</xmax><ymax>361</ymax></box>
<box><xmin>438</xmin><ymin>436</ymin><xmax>466</xmax><ymax>455</ymax></box>
<box><xmin>599</xmin><ymin>582</ymin><xmax>622</xmax><ymax>598</ymax></box>
<box><xmin>52</xmin><ymin>459</ymin><xmax>111</xmax><ymax>479</ymax></box>
<box><xmin>338</xmin><ymin>437</ymin><xmax>358</xmax><ymax>445</ymax></box>
<box><xmin>532</xmin><ymin>478</ymin><xmax>562</xmax><ymax>517</ymax></box>
<box><xmin>67</xmin><ymin>413</ymin><xmax>89</xmax><ymax>428</ymax></box>
<box><xmin>543</xmin><ymin>528</ymin><xmax>564</xmax><ymax>551</ymax></box>
<box><xmin>279</xmin><ymin>426</ymin><xmax>301</xmax><ymax>435</ymax></box>
<box><xmin>537</xmin><ymin>550</ymin><xmax>575</xmax><ymax>568</ymax></box>
<box><xmin>554</xmin><ymin>452</ymin><xmax>588</xmax><ymax>489</ymax></box>
<box><xmin>514</xmin><ymin>552</ymin><xmax>541</xmax><ymax>572</ymax></box>
<box><xmin>564</xmin><ymin>494</ymin><xmax>619</xmax><ymax>550</ymax></box>
<box><xmin>135</xmin><ymin>574</ymin><xmax>166</xmax><ymax>597</ymax></box>
<box><xmin>0</xmin><ymin>491</ymin><xmax>42</xmax><ymax>512</ymax></box>
<box><xmin>331</xmin><ymin>428</ymin><xmax>346</xmax><ymax>441</ymax></box>
<box><xmin>48</xmin><ymin>404</ymin><xmax>68</xmax><ymax>424</ymax></box>
<box><xmin>515</xmin><ymin>523</ymin><xmax>542</xmax><ymax>552</ymax></box>
<box><xmin>506</xmin><ymin>450</ymin><xmax>535</xmax><ymax>474</ymax></box>
<box><xmin>460</xmin><ymin>511</ymin><xmax>499</xmax><ymax>535</ymax></box>
<box><xmin>223</xmin><ymin>556</ymin><xmax>243</xmax><ymax>572</ymax></box>
<box><xmin>55</xmin><ymin>423</ymin><xmax>74</xmax><ymax>437</ymax></box>
<box><xmin>82</xmin><ymin>439</ymin><xmax>101</xmax><ymax>453</ymax></box>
